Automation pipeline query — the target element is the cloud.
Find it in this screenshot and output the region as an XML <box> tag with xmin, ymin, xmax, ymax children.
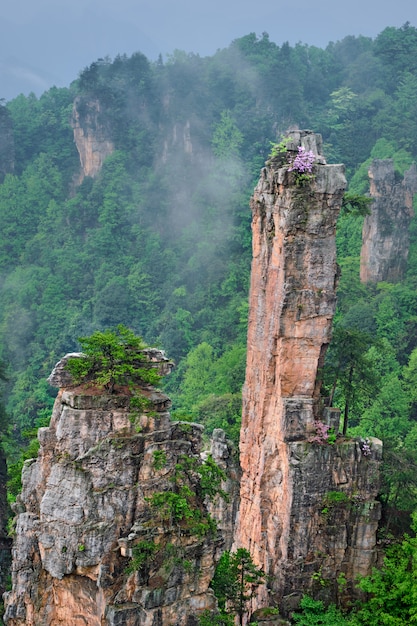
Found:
<box><xmin>0</xmin><ymin>57</ymin><xmax>57</xmax><ymax>99</ymax></box>
<box><xmin>1</xmin><ymin>0</ymin><xmax>417</xmax><ymax>100</ymax></box>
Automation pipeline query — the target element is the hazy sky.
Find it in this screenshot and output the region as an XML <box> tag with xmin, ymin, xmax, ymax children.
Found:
<box><xmin>1</xmin><ymin>0</ymin><xmax>417</xmax><ymax>102</ymax></box>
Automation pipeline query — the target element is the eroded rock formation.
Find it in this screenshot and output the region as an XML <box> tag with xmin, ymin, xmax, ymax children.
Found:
<box><xmin>4</xmin><ymin>353</ymin><xmax>237</xmax><ymax>625</ymax></box>
<box><xmin>235</xmin><ymin>130</ymin><xmax>382</xmax><ymax>612</ymax></box>
<box><xmin>72</xmin><ymin>97</ymin><xmax>115</xmax><ymax>181</ymax></box>
<box><xmin>360</xmin><ymin>159</ymin><xmax>417</xmax><ymax>283</ymax></box>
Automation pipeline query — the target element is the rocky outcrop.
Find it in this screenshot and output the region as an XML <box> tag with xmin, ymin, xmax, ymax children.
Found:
<box><xmin>235</xmin><ymin>130</ymin><xmax>382</xmax><ymax>612</ymax></box>
<box><xmin>4</xmin><ymin>353</ymin><xmax>236</xmax><ymax>625</ymax></box>
<box><xmin>360</xmin><ymin>159</ymin><xmax>417</xmax><ymax>283</ymax></box>
<box><xmin>72</xmin><ymin>97</ymin><xmax>114</xmax><ymax>181</ymax></box>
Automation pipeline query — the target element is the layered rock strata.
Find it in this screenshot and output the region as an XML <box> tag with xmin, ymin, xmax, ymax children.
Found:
<box><xmin>360</xmin><ymin>159</ymin><xmax>417</xmax><ymax>283</ymax></box>
<box><xmin>235</xmin><ymin>130</ymin><xmax>382</xmax><ymax>611</ymax></box>
<box><xmin>4</xmin><ymin>353</ymin><xmax>236</xmax><ymax>625</ymax></box>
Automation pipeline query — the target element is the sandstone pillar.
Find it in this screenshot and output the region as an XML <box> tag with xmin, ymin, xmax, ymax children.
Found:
<box><xmin>360</xmin><ymin>159</ymin><xmax>417</xmax><ymax>284</ymax></box>
<box><xmin>235</xmin><ymin>131</ymin><xmax>381</xmax><ymax>612</ymax></box>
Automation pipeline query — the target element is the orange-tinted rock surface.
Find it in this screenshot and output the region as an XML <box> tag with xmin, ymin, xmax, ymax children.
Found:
<box><xmin>360</xmin><ymin>159</ymin><xmax>417</xmax><ymax>284</ymax></box>
<box><xmin>235</xmin><ymin>130</ymin><xmax>382</xmax><ymax>612</ymax></box>
<box><xmin>72</xmin><ymin>97</ymin><xmax>115</xmax><ymax>181</ymax></box>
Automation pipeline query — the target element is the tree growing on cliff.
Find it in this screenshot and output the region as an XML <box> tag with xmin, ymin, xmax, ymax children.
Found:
<box><xmin>65</xmin><ymin>325</ymin><xmax>162</xmax><ymax>393</ymax></box>
<box><xmin>324</xmin><ymin>326</ymin><xmax>378</xmax><ymax>434</ymax></box>
<box><xmin>351</xmin><ymin>511</ymin><xmax>417</xmax><ymax>625</ymax></box>
<box><xmin>211</xmin><ymin>548</ymin><xmax>265</xmax><ymax>625</ymax></box>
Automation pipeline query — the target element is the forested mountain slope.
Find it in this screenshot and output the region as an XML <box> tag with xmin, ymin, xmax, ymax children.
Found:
<box><xmin>1</xmin><ymin>24</ymin><xmax>417</xmax><ymax>529</ymax></box>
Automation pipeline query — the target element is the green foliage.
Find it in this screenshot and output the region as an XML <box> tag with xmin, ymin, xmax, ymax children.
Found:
<box><xmin>212</xmin><ymin>110</ymin><xmax>244</xmax><ymax>159</ymax></box>
<box><xmin>129</xmin><ymin>394</ymin><xmax>154</xmax><ymax>419</ymax></box>
<box><xmin>196</xmin><ymin>454</ymin><xmax>228</xmax><ymax>501</ymax></box>
<box><xmin>65</xmin><ymin>325</ymin><xmax>162</xmax><ymax>392</ymax></box>
<box><xmin>292</xmin><ymin>596</ymin><xmax>349</xmax><ymax>625</ymax></box>
<box><xmin>322</xmin><ymin>491</ymin><xmax>350</xmax><ymax>508</ymax></box>
<box><xmin>152</xmin><ymin>450</ymin><xmax>167</xmax><ymax>470</ymax></box>
<box><xmin>4</xmin><ymin>26</ymin><xmax>417</xmax><ymax>561</ymax></box>
<box><xmin>352</xmin><ymin>512</ymin><xmax>417</xmax><ymax>625</ymax></box>
<box><xmin>198</xmin><ymin>609</ymin><xmax>235</xmax><ymax>626</ymax></box>
<box><xmin>268</xmin><ymin>136</ymin><xmax>291</xmax><ymax>160</ymax></box>
<box><xmin>126</xmin><ymin>454</ymin><xmax>226</xmax><ymax>581</ymax></box>
<box><xmin>194</xmin><ymin>393</ymin><xmax>242</xmax><ymax>447</ymax></box>
<box><xmin>341</xmin><ymin>193</ymin><xmax>372</xmax><ymax>217</ymax></box>
<box><xmin>147</xmin><ymin>488</ymin><xmax>200</xmax><ymax>528</ymax></box>
<box><xmin>324</xmin><ymin>326</ymin><xmax>379</xmax><ymax>433</ymax></box>
<box><xmin>169</xmin><ymin>342</ymin><xmax>245</xmax><ymax>442</ymax></box>
<box><xmin>125</xmin><ymin>540</ymin><xmax>158</xmax><ymax>575</ymax></box>
<box><xmin>146</xmin><ymin>454</ymin><xmax>226</xmax><ymax>538</ymax></box>
<box><xmin>211</xmin><ymin>548</ymin><xmax>265</xmax><ymax>625</ymax></box>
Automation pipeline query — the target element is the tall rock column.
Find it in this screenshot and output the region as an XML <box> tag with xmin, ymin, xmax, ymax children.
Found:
<box><xmin>360</xmin><ymin>159</ymin><xmax>417</xmax><ymax>284</ymax></box>
<box><xmin>235</xmin><ymin>131</ymin><xmax>382</xmax><ymax>612</ymax></box>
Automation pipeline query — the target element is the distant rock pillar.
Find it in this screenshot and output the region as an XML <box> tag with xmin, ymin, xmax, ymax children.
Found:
<box><xmin>234</xmin><ymin>131</ymin><xmax>381</xmax><ymax>613</ymax></box>
<box><xmin>360</xmin><ymin>159</ymin><xmax>417</xmax><ymax>283</ymax></box>
<box><xmin>71</xmin><ymin>97</ymin><xmax>115</xmax><ymax>182</ymax></box>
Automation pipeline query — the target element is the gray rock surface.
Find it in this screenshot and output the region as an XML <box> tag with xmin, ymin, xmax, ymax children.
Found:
<box><xmin>4</xmin><ymin>377</ymin><xmax>229</xmax><ymax>625</ymax></box>
<box><xmin>360</xmin><ymin>159</ymin><xmax>417</xmax><ymax>283</ymax></box>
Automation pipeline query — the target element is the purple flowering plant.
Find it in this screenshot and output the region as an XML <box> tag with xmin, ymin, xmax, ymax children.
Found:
<box><xmin>288</xmin><ymin>146</ymin><xmax>316</xmax><ymax>186</ymax></box>
<box><xmin>360</xmin><ymin>438</ymin><xmax>372</xmax><ymax>457</ymax></box>
<box><xmin>310</xmin><ymin>421</ymin><xmax>336</xmax><ymax>445</ymax></box>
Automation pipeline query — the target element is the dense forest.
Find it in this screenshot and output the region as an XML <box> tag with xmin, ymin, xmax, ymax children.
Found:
<box><xmin>2</xmin><ymin>22</ymin><xmax>417</xmax><ymax>623</ymax></box>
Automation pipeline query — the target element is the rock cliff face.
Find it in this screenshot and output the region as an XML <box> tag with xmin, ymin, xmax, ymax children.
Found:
<box><xmin>72</xmin><ymin>97</ymin><xmax>115</xmax><ymax>181</ymax></box>
<box><xmin>4</xmin><ymin>352</ymin><xmax>237</xmax><ymax>625</ymax></box>
<box><xmin>161</xmin><ymin>120</ymin><xmax>194</xmax><ymax>163</ymax></box>
<box><xmin>235</xmin><ymin>130</ymin><xmax>382</xmax><ymax>611</ymax></box>
<box><xmin>360</xmin><ymin>159</ymin><xmax>417</xmax><ymax>283</ymax></box>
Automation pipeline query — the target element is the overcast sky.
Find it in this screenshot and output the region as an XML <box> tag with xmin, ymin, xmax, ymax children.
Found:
<box><xmin>1</xmin><ymin>0</ymin><xmax>417</xmax><ymax>102</ymax></box>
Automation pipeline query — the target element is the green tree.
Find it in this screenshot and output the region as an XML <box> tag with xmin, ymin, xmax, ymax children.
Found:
<box><xmin>145</xmin><ymin>454</ymin><xmax>224</xmax><ymax>538</ymax></box>
<box><xmin>292</xmin><ymin>595</ymin><xmax>350</xmax><ymax>626</ymax></box>
<box><xmin>374</xmin><ymin>23</ymin><xmax>417</xmax><ymax>92</ymax></box>
<box><xmin>196</xmin><ymin>393</ymin><xmax>242</xmax><ymax>445</ymax></box>
<box><xmin>66</xmin><ymin>325</ymin><xmax>162</xmax><ymax>393</ymax></box>
<box><xmin>211</xmin><ymin>548</ymin><xmax>265</xmax><ymax>625</ymax></box>
<box><xmin>353</xmin><ymin>512</ymin><xmax>417</xmax><ymax>625</ymax></box>
<box><xmin>402</xmin><ymin>347</ymin><xmax>417</xmax><ymax>416</ymax></box>
<box><xmin>324</xmin><ymin>327</ymin><xmax>379</xmax><ymax>434</ymax></box>
<box><xmin>174</xmin><ymin>342</ymin><xmax>217</xmax><ymax>412</ymax></box>
<box><xmin>211</xmin><ymin>110</ymin><xmax>244</xmax><ymax>159</ymax></box>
